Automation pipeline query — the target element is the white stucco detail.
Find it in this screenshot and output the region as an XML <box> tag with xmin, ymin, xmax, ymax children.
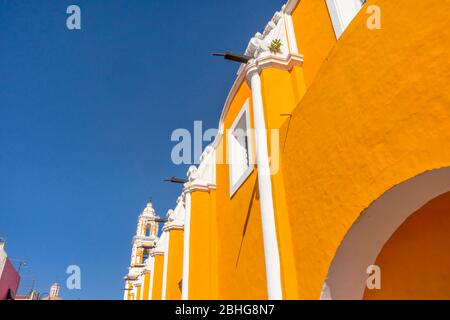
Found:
<box><xmin>326</xmin><ymin>0</ymin><xmax>365</xmax><ymax>39</ymax></box>
<box><xmin>185</xmin><ymin>146</ymin><xmax>217</xmax><ymax>191</ymax></box>
<box><xmin>211</xmin><ymin>2</ymin><xmax>302</xmax><ymax>152</ymax></box>
<box><xmin>322</xmin><ymin>167</ymin><xmax>450</xmax><ymax>300</ymax></box>
<box><xmin>181</xmin><ymin>191</ymin><xmax>192</xmax><ymax>300</ymax></box>
<box><xmin>161</xmin><ymin>231</ymin><xmax>170</xmax><ymax>300</ymax></box>
<box><xmin>149</xmin><ymin>256</ymin><xmax>155</xmax><ymax>300</ymax></box>
<box><xmin>246</xmin><ymin>64</ymin><xmax>283</xmax><ymax>300</ymax></box>
<box><xmin>245</xmin><ymin>10</ymin><xmax>289</xmax><ymax>59</ymax></box>
<box><xmin>164</xmin><ymin>197</ymin><xmax>185</xmax><ymax>231</ymax></box>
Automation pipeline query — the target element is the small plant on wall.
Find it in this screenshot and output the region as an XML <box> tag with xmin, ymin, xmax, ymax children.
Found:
<box><xmin>268</xmin><ymin>39</ymin><xmax>282</xmax><ymax>54</ymax></box>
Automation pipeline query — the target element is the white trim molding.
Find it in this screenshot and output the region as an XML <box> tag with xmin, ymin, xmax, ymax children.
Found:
<box><xmin>148</xmin><ymin>256</ymin><xmax>155</xmax><ymax>300</ymax></box>
<box><xmin>181</xmin><ymin>191</ymin><xmax>192</xmax><ymax>300</ymax></box>
<box><xmin>326</xmin><ymin>0</ymin><xmax>365</xmax><ymax>39</ymax></box>
<box><xmin>211</xmin><ymin>2</ymin><xmax>303</xmax><ymax>152</ymax></box>
<box><xmin>284</xmin><ymin>0</ymin><xmax>300</xmax><ymax>15</ymax></box>
<box><xmin>322</xmin><ymin>167</ymin><xmax>450</xmax><ymax>299</ymax></box>
<box><xmin>160</xmin><ymin>231</ymin><xmax>170</xmax><ymax>300</ymax></box>
<box><xmin>245</xmin><ymin>62</ymin><xmax>283</xmax><ymax>300</ymax></box>
<box><xmin>227</xmin><ymin>100</ymin><xmax>254</xmax><ymax>197</ymax></box>
<box><xmin>163</xmin><ymin>197</ymin><xmax>185</xmax><ymax>232</ymax></box>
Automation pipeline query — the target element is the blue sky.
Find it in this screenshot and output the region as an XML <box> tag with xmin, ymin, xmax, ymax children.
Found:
<box><xmin>0</xmin><ymin>0</ymin><xmax>284</xmax><ymax>299</ymax></box>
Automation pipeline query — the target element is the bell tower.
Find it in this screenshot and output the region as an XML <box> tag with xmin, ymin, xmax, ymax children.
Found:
<box><xmin>124</xmin><ymin>201</ymin><xmax>159</xmax><ymax>300</ymax></box>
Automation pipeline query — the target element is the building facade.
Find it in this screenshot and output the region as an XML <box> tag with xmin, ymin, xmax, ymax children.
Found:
<box><xmin>124</xmin><ymin>202</ymin><xmax>160</xmax><ymax>300</ymax></box>
<box><xmin>125</xmin><ymin>0</ymin><xmax>450</xmax><ymax>300</ymax></box>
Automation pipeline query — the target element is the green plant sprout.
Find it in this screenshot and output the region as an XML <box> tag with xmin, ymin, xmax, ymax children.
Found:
<box><xmin>268</xmin><ymin>39</ymin><xmax>282</xmax><ymax>54</ymax></box>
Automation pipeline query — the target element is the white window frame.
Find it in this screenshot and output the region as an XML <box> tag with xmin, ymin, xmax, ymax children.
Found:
<box><xmin>227</xmin><ymin>100</ymin><xmax>254</xmax><ymax>197</ymax></box>
<box><xmin>326</xmin><ymin>0</ymin><xmax>365</xmax><ymax>39</ymax></box>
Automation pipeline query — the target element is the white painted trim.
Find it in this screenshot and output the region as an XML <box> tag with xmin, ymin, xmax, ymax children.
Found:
<box><xmin>326</xmin><ymin>0</ymin><xmax>364</xmax><ymax>39</ymax></box>
<box><xmin>210</xmin><ymin>0</ymin><xmax>304</xmax><ymax>153</ymax></box>
<box><xmin>123</xmin><ymin>280</ymin><xmax>129</xmax><ymax>300</ymax></box>
<box><xmin>246</xmin><ymin>64</ymin><xmax>283</xmax><ymax>300</ymax></box>
<box><xmin>181</xmin><ymin>192</ymin><xmax>192</xmax><ymax>300</ymax></box>
<box><xmin>139</xmin><ymin>278</ymin><xmax>145</xmax><ymax>300</ymax></box>
<box><xmin>321</xmin><ymin>167</ymin><xmax>450</xmax><ymax>300</ymax></box>
<box><xmin>149</xmin><ymin>256</ymin><xmax>155</xmax><ymax>300</ymax></box>
<box><xmin>161</xmin><ymin>231</ymin><xmax>170</xmax><ymax>300</ymax></box>
<box><xmin>227</xmin><ymin>100</ymin><xmax>255</xmax><ymax>197</ymax></box>
<box><xmin>284</xmin><ymin>0</ymin><xmax>300</xmax><ymax>14</ymax></box>
<box><xmin>284</xmin><ymin>13</ymin><xmax>298</xmax><ymax>54</ymax></box>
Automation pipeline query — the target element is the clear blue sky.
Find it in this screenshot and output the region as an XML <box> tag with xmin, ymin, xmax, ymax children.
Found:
<box><xmin>0</xmin><ymin>0</ymin><xmax>284</xmax><ymax>299</ymax></box>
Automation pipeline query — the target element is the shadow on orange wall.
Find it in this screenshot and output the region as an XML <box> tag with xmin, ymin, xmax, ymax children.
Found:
<box><xmin>364</xmin><ymin>191</ymin><xmax>450</xmax><ymax>300</ymax></box>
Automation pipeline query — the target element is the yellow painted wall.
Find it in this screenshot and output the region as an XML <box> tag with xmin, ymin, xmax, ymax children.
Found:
<box><xmin>215</xmin><ymin>81</ymin><xmax>268</xmax><ymax>299</ymax></box>
<box><xmin>165</xmin><ymin>229</ymin><xmax>184</xmax><ymax>300</ymax></box>
<box><xmin>364</xmin><ymin>191</ymin><xmax>450</xmax><ymax>300</ymax></box>
<box><xmin>258</xmin><ymin>66</ymin><xmax>307</xmax><ymax>299</ymax></box>
<box><xmin>188</xmin><ymin>189</ymin><xmax>218</xmax><ymax>299</ymax></box>
<box><xmin>281</xmin><ymin>0</ymin><xmax>450</xmax><ymax>299</ymax></box>
<box><xmin>151</xmin><ymin>255</ymin><xmax>164</xmax><ymax>300</ymax></box>
<box><xmin>136</xmin><ymin>284</ymin><xmax>141</xmax><ymax>300</ymax></box>
<box><xmin>291</xmin><ymin>0</ymin><xmax>337</xmax><ymax>86</ymax></box>
<box><xmin>142</xmin><ymin>273</ymin><xmax>150</xmax><ymax>300</ymax></box>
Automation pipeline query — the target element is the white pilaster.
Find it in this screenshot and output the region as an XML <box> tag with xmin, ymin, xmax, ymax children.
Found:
<box><xmin>161</xmin><ymin>231</ymin><xmax>170</xmax><ymax>300</ymax></box>
<box><xmin>181</xmin><ymin>191</ymin><xmax>192</xmax><ymax>300</ymax></box>
<box><xmin>246</xmin><ymin>64</ymin><xmax>283</xmax><ymax>300</ymax></box>
<box><xmin>149</xmin><ymin>257</ymin><xmax>155</xmax><ymax>300</ymax></box>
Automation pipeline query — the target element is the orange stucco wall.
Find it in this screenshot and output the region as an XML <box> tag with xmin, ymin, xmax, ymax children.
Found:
<box><xmin>291</xmin><ymin>0</ymin><xmax>337</xmax><ymax>86</ymax></box>
<box><xmin>142</xmin><ymin>272</ymin><xmax>150</xmax><ymax>300</ymax></box>
<box><xmin>165</xmin><ymin>229</ymin><xmax>184</xmax><ymax>300</ymax></box>
<box><xmin>259</xmin><ymin>66</ymin><xmax>307</xmax><ymax>299</ymax></box>
<box><xmin>145</xmin><ymin>0</ymin><xmax>449</xmax><ymax>301</ymax></box>
<box><xmin>151</xmin><ymin>255</ymin><xmax>164</xmax><ymax>300</ymax></box>
<box><xmin>136</xmin><ymin>284</ymin><xmax>141</xmax><ymax>300</ymax></box>
<box><xmin>215</xmin><ymin>81</ymin><xmax>268</xmax><ymax>299</ymax></box>
<box><xmin>364</xmin><ymin>191</ymin><xmax>450</xmax><ymax>300</ymax></box>
<box><xmin>281</xmin><ymin>0</ymin><xmax>450</xmax><ymax>299</ymax></box>
<box><xmin>188</xmin><ymin>189</ymin><xmax>218</xmax><ymax>299</ymax></box>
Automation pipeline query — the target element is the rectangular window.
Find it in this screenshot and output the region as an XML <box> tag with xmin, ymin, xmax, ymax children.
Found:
<box><xmin>227</xmin><ymin>100</ymin><xmax>253</xmax><ymax>197</ymax></box>
<box><xmin>326</xmin><ymin>0</ymin><xmax>365</xmax><ymax>39</ymax></box>
<box><xmin>142</xmin><ymin>249</ymin><xmax>149</xmax><ymax>263</ymax></box>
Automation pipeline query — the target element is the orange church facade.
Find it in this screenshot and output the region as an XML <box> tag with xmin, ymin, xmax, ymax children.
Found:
<box><xmin>125</xmin><ymin>0</ymin><xmax>450</xmax><ymax>300</ymax></box>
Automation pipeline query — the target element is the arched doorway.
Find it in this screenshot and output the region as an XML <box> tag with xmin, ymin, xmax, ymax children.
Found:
<box><xmin>321</xmin><ymin>167</ymin><xmax>450</xmax><ymax>299</ymax></box>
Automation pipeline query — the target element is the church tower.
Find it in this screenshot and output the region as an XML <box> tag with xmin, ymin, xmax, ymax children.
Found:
<box><xmin>124</xmin><ymin>201</ymin><xmax>159</xmax><ymax>300</ymax></box>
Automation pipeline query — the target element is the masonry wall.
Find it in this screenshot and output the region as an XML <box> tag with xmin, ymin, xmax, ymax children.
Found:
<box><xmin>291</xmin><ymin>0</ymin><xmax>337</xmax><ymax>86</ymax></box>
<box><xmin>188</xmin><ymin>190</ymin><xmax>218</xmax><ymax>299</ymax></box>
<box><xmin>215</xmin><ymin>81</ymin><xmax>268</xmax><ymax>299</ymax></box>
<box><xmin>151</xmin><ymin>255</ymin><xmax>164</xmax><ymax>300</ymax></box>
<box><xmin>165</xmin><ymin>229</ymin><xmax>184</xmax><ymax>299</ymax></box>
<box><xmin>282</xmin><ymin>0</ymin><xmax>450</xmax><ymax>299</ymax></box>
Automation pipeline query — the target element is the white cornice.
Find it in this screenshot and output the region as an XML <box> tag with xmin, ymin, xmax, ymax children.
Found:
<box><xmin>211</xmin><ymin>1</ymin><xmax>302</xmax><ymax>150</ymax></box>
<box><xmin>151</xmin><ymin>231</ymin><xmax>168</xmax><ymax>256</ymax></box>
<box><xmin>284</xmin><ymin>0</ymin><xmax>300</xmax><ymax>14</ymax></box>
<box><xmin>248</xmin><ymin>53</ymin><xmax>303</xmax><ymax>77</ymax></box>
<box><xmin>183</xmin><ymin>146</ymin><xmax>217</xmax><ymax>193</ymax></box>
<box><xmin>163</xmin><ymin>197</ymin><xmax>186</xmax><ymax>231</ymax></box>
<box><xmin>211</xmin><ymin>52</ymin><xmax>303</xmax><ymax>150</ymax></box>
